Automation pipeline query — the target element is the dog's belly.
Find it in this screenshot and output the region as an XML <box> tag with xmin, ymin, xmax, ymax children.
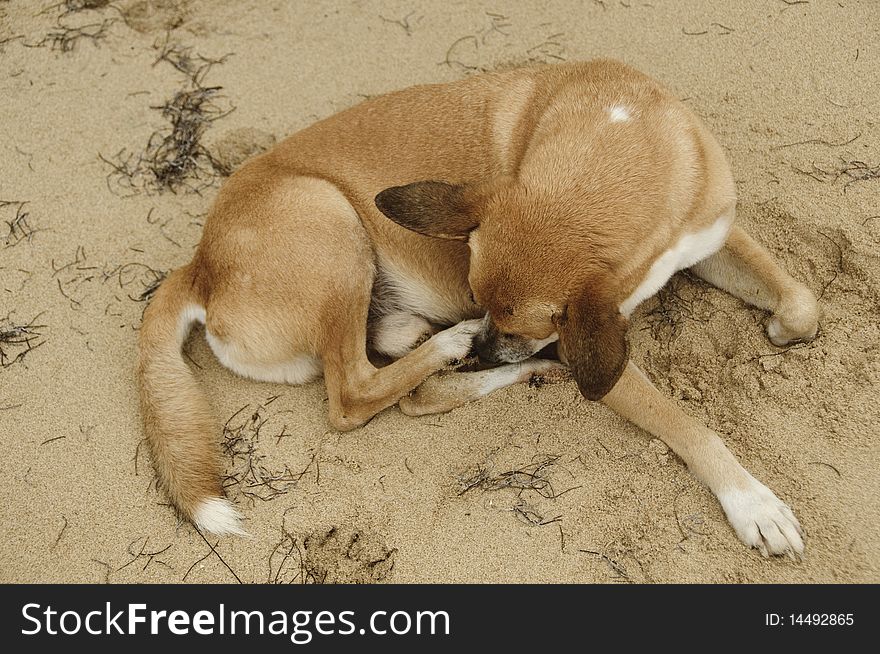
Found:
<box><xmin>371</xmin><ymin>256</ymin><xmax>474</xmax><ymax>327</ymax></box>
<box><xmin>207</xmin><ymin>330</ymin><xmax>322</xmax><ymax>384</ymax></box>
<box><xmin>619</xmin><ymin>212</ymin><xmax>733</xmax><ymax>317</ymax></box>
<box><xmin>195</xmin><ymin>309</ymin><xmax>322</xmax><ymax>384</ymax></box>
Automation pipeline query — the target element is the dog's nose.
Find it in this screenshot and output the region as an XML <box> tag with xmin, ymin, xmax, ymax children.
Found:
<box><xmin>474</xmin><ymin>335</ymin><xmax>501</xmax><ymax>363</ymax></box>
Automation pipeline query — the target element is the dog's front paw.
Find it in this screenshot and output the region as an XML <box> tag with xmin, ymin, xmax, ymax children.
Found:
<box><xmin>718</xmin><ymin>478</ymin><xmax>804</xmax><ymax>558</ymax></box>
<box><xmin>766</xmin><ymin>284</ymin><xmax>819</xmax><ymax>346</ymax></box>
<box><xmin>432</xmin><ymin>318</ymin><xmax>483</xmax><ymax>364</ymax></box>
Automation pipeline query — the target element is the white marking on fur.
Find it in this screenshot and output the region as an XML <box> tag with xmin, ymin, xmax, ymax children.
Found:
<box><xmin>177</xmin><ymin>304</ymin><xmax>206</xmax><ymax>345</ymax></box>
<box><xmin>193</xmin><ymin>497</ymin><xmax>249</xmax><ymax>537</ymax></box>
<box><xmin>467</xmin><ymin>230</ymin><xmax>481</xmax><ymax>255</ymax></box>
<box><xmin>205</xmin><ymin>330</ymin><xmax>321</xmax><ymax>384</ymax></box>
<box><xmin>619</xmin><ymin>214</ymin><xmax>733</xmax><ymax>317</ymax></box>
<box><xmin>378</xmin><ymin>257</ymin><xmax>469</xmax><ymax>325</ymax></box>
<box><xmin>374</xmin><ymin>312</ymin><xmax>433</xmax><ymax>358</ymax></box>
<box><xmin>607</xmin><ymin>105</ymin><xmax>631</xmax><ymax>122</ymax></box>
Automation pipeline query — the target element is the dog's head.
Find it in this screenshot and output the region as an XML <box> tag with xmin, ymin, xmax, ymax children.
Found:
<box><xmin>375</xmin><ymin>178</ymin><xmax>629</xmax><ymax>400</ymax></box>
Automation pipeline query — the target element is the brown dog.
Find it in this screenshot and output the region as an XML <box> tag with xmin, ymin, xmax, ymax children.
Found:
<box><xmin>138</xmin><ymin>60</ymin><xmax>817</xmax><ymax>557</ymax></box>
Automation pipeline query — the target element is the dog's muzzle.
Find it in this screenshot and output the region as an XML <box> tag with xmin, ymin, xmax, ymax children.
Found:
<box><xmin>474</xmin><ymin>332</ymin><xmax>502</xmax><ymax>363</ymax></box>
<box><xmin>474</xmin><ymin>317</ymin><xmax>543</xmax><ymax>364</ymax></box>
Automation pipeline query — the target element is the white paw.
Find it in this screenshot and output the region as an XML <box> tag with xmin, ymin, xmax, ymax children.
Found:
<box><xmin>478</xmin><ymin>359</ymin><xmax>563</xmax><ymax>395</ymax></box>
<box><xmin>766</xmin><ymin>285</ymin><xmax>819</xmax><ymax>346</ymax></box>
<box><xmin>766</xmin><ymin>315</ymin><xmax>817</xmax><ymax>347</ymax></box>
<box><xmin>432</xmin><ymin>318</ymin><xmax>483</xmax><ymax>362</ymax></box>
<box><xmin>718</xmin><ymin>478</ymin><xmax>804</xmax><ymax>558</ymax></box>
<box><xmin>373</xmin><ymin>312</ymin><xmax>433</xmax><ymax>358</ymax></box>
<box><xmin>765</xmin><ymin>317</ymin><xmax>786</xmax><ymax>346</ymax></box>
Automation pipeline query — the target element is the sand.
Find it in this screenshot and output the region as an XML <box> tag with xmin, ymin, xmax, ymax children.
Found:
<box><xmin>0</xmin><ymin>0</ymin><xmax>877</xmax><ymax>584</ymax></box>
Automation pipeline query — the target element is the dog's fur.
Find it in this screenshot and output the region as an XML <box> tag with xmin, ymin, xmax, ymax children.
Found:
<box><xmin>138</xmin><ymin>60</ymin><xmax>818</xmax><ymax>556</ymax></box>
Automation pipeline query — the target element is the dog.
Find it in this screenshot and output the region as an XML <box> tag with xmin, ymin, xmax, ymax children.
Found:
<box><xmin>138</xmin><ymin>60</ymin><xmax>818</xmax><ymax>557</ymax></box>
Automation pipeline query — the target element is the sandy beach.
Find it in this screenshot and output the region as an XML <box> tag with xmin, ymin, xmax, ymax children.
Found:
<box><xmin>0</xmin><ymin>0</ymin><xmax>877</xmax><ymax>583</ymax></box>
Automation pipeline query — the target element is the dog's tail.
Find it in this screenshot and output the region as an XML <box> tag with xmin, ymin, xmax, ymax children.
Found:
<box><xmin>137</xmin><ymin>265</ymin><xmax>247</xmax><ymax>536</ymax></box>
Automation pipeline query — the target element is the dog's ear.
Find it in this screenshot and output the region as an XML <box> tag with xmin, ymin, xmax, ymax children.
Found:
<box><xmin>556</xmin><ymin>287</ymin><xmax>629</xmax><ymax>401</ymax></box>
<box><xmin>374</xmin><ymin>180</ymin><xmax>479</xmax><ymax>240</ymax></box>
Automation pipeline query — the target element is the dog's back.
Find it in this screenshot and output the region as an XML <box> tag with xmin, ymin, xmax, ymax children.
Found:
<box><xmin>215</xmin><ymin>60</ymin><xmax>733</xmax><ymax>300</ymax></box>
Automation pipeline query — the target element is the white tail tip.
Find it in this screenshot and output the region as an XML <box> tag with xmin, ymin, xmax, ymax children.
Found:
<box><xmin>193</xmin><ymin>497</ymin><xmax>250</xmax><ymax>537</ymax></box>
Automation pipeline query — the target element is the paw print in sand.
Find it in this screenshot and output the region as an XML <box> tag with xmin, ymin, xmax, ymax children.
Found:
<box><xmin>303</xmin><ymin>525</ymin><xmax>396</xmax><ymax>584</ymax></box>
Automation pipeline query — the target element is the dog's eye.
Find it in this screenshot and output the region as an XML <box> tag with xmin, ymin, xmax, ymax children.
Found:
<box><xmin>468</xmin><ymin>291</ymin><xmax>476</xmax><ymax>304</ymax></box>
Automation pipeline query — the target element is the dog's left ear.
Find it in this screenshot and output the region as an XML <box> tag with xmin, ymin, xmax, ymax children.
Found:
<box><xmin>374</xmin><ymin>180</ymin><xmax>479</xmax><ymax>240</ymax></box>
<box><xmin>556</xmin><ymin>287</ymin><xmax>629</xmax><ymax>401</ymax></box>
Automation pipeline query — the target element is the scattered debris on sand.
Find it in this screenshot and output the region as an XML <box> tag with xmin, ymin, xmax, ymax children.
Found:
<box><xmin>0</xmin><ymin>312</ymin><xmax>47</xmax><ymax>369</ymax></box>
<box><xmin>101</xmin><ymin>39</ymin><xmax>234</xmax><ymax>195</ymax></box>
<box><xmin>2</xmin><ymin>200</ymin><xmax>38</xmax><ymax>248</ymax></box>
<box><xmin>221</xmin><ymin>397</ymin><xmax>315</xmax><ymax>505</ymax></box>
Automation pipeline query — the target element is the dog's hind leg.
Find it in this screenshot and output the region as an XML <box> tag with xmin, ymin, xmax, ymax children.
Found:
<box><xmin>201</xmin><ymin>174</ymin><xmax>480</xmax><ymax>433</ymax></box>
<box><xmin>309</xmin><ymin>232</ymin><xmax>481</xmax><ymax>429</ymax></box>
<box><xmin>690</xmin><ymin>224</ymin><xmax>819</xmax><ymax>346</ymax></box>
<box><xmin>398</xmin><ymin>358</ymin><xmax>564</xmax><ymax>416</ymax></box>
